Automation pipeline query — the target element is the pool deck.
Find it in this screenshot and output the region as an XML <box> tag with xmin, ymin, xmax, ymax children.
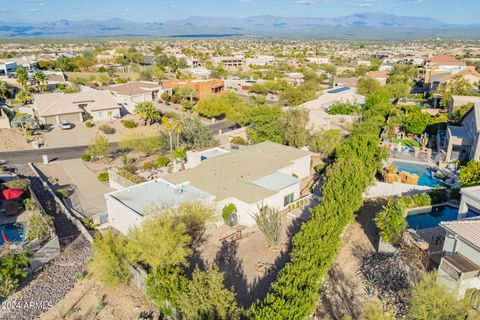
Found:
<box><xmin>364</xmin><ymin>181</ymin><xmax>431</xmax><ymax>199</ymax></box>
<box><xmin>406</xmin><ymin>202</ymin><xmax>457</xmax><ymax>216</ymax></box>
<box><xmin>0</xmin><ymin>208</ymin><xmax>30</xmax><ymax>225</ymax></box>
<box><xmin>392</xmin><ymin>158</ymin><xmax>433</xmax><ymax>166</ymax></box>
<box><xmin>415</xmin><ymin>226</ymin><xmax>446</xmax><ymax>264</ymax></box>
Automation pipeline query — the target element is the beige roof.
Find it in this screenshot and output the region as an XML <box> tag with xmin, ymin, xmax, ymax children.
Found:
<box><xmin>34</xmin><ymin>90</ymin><xmax>119</xmax><ymax>117</ymax></box>
<box><xmin>164</xmin><ymin>142</ymin><xmax>310</xmax><ymax>203</ymax></box>
<box><xmin>104</xmin><ymin>81</ymin><xmax>162</xmax><ymax>96</ymax></box>
<box><xmin>441</xmin><ymin>218</ymin><xmax>480</xmax><ymax>250</ymax></box>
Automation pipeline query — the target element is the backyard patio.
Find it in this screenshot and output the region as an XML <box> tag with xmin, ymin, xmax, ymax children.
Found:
<box><xmin>197</xmin><ymin>218</ymin><xmax>302</xmax><ymax>307</ymax></box>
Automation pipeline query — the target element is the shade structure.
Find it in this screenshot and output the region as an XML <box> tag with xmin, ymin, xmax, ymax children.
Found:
<box><xmin>2</xmin><ymin>189</ymin><xmax>24</xmax><ymax>200</ymax></box>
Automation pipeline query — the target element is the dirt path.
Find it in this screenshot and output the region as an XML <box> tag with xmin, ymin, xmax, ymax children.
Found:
<box><xmin>40</xmin><ymin>279</ymin><xmax>153</xmax><ymax>320</ymax></box>
<box><xmin>314</xmin><ymin>201</ymin><xmax>383</xmax><ymax>319</ymax></box>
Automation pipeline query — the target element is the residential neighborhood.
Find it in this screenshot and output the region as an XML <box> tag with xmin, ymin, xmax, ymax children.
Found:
<box><xmin>0</xmin><ymin>2</ymin><xmax>480</xmax><ymax>320</ymax></box>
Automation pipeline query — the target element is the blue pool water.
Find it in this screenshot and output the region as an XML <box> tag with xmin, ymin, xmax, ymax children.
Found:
<box><xmin>393</xmin><ymin>161</ymin><xmax>444</xmax><ymax>187</ymax></box>
<box><xmin>407</xmin><ymin>205</ymin><xmax>477</xmax><ymax>230</ymax></box>
<box><xmin>0</xmin><ymin>223</ymin><xmax>26</xmax><ymax>246</ymax></box>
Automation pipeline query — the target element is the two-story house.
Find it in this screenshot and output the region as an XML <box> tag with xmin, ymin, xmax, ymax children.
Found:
<box><xmin>439</xmin><ymin>218</ymin><xmax>480</xmax><ymax>298</ymax></box>
<box><xmin>438</xmin><ymin>186</ymin><xmax>480</xmax><ymax>298</ymax></box>
<box><xmin>441</xmin><ymin>104</ymin><xmax>480</xmax><ymax>163</ymax></box>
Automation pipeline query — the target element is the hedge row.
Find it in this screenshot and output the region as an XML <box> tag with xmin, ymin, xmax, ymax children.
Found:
<box><xmin>248</xmin><ymin>95</ymin><xmax>392</xmax><ymax>319</ymax></box>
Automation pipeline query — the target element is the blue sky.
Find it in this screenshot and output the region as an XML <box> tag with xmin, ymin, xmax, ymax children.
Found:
<box><xmin>2</xmin><ymin>0</ymin><xmax>479</xmax><ymax>24</ymax></box>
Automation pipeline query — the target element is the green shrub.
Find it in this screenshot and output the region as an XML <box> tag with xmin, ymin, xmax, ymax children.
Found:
<box><xmin>0</xmin><ymin>249</ymin><xmax>29</xmax><ymax>297</ymax></box>
<box><xmin>85</xmin><ymin>120</ymin><xmax>94</xmax><ymax>128</ymax></box>
<box><xmin>156</xmin><ymin>156</ymin><xmax>170</xmax><ymax>167</ymax></box>
<box><xmin>413</xmin><ymin>193</ymin><xmax>432</xmax><ymax>207</ymax></box>
<box><xmin>122</xmin><ymin>120</ymin><xmax>137</xmax><ymax>129</ymax></box>
<box><xmin>23</xmin><ymin>198</ymin><xmax>37</xmax><ymax>211</ymax></box>
<box><xmin>118</xmin><ymin>169</ymin><xmax>144</xmax><ymax>184</ymax></box>
<box><xmin>398</xmin><ymin>196</ymin><xmax>414</xmax><ymax>209</ymax></box>
<box><xmin>3</xmin><ymin>179</ymin><xmax>30</xmax><ymax>191</ymax></box>
<box><xmin>375</xmin><ymin>199</ymin><xmax>407</xmax><ymax>245</ymax></box>
<box><xmin>97</xmin><ymin>172</ymin><xmax>109</xmax><ymax>182</ymax></box>
<box><xmin>142</xmin><ymin>161</ymin><xmax>156</xmax><ymax>171</ymax></box>
<box><xmin>26</xmin><ymin>211</ymin><xmax>54</xmax><ymax>242</ymax></box>
<box><xmin>99</xmin><ymin>124</ymin><xmax>116</xmax><ymax>135</ymax></box>
<box><xmin>314</xmin><ymin>163</ymin><xmax>327</xmax><ymax>174</ymax></box>
<box><xmin>56</xmin><ymin>188</ymin><xmax>71</xmax><ymax>199</ymax></box>
<box><xmin>81</xmin><ymin>154</ymin><xmax>91</xmax><ymax>162</ymax></box>
<box><xmin>82</xmin><ymin>218</ymin><xmax>95</xmax><ymax>230</ymax></box>
<box><xmin>87</xmin><ymin>231</ymin><xmax>131</xmax><ymax>286</ymax></box>
<box><xmin>222</xmin><ymin>203</ymin><xmax>237</xmax><ymax>224</ymax></box>
<box><xmin>230</xmin><ymin>136</ymin><xmax>248</xmax><ymax>145</ymax></box>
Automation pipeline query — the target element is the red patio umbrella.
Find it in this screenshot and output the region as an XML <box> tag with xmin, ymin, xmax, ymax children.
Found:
<box><xmin>2</xmin><ymin>230</ymin><xmax>8</xmax><ymax>244</ymax></box>
<box><xmin>2</xmin><ymin>189</ymin><xmax>24</xmax><ymax>200</ymax></box>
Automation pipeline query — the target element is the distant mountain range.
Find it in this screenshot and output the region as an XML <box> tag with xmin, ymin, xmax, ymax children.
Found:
<box><xmin>1</xmin><ymin>12</ymin><xmax>480</xmax><ymax>39</ymax></box>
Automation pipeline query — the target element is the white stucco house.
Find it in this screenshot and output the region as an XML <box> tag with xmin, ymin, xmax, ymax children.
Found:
<box><xmin>102</xmin><ymin>81</ymin><xmax>172</xmax><ymax>114</ymax></box>
<box><xmin>438</xmin><ymin>186</ymin><xmax>480</xmax><ymax>298</ymax></box>
<box><xmin>441</xmin><ymin>104</ymin><xmax>480</xmax><ymax>163</ymax></box>
<box><xmin>105</xmin><ymin>142</ymin><xmax>312</xmax><ymax>235</ymax></box>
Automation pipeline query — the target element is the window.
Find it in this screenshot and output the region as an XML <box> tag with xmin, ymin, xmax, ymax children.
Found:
<box><xmin>284</xmin><ymin>193</ymin><xmax>294</xmax><ymax>206</ymax></box>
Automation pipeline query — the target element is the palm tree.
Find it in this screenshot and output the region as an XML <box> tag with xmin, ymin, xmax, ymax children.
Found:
<box><xmin>134</xmin><ymin>101</ymin><xmax>160</xmax><ymax>125</ymax></box>
<box><xmin>173</xmin><ymin>118</ymin><xmax>184</xmax><ymax>149</ymax></box>
<box><xmin>33</xmin><ymin>72</ymin><xmax>47</xmax><ymax>92</ymax></box>
<box><xmin>162</xmin><ymin>116</ymin><xmax>175</xmax><ymax>151</ymax></box>
<box><xmin>15</xmin><ymin>67</ymin><xmax>29</xmax><ymax>89</ymax></box>
<box><xmin>15</xmin><ymin>89</ymin><xmax>33</xmax><ymax>106</ymax></box>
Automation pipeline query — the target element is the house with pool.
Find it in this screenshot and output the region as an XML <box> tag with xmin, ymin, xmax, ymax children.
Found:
<box><xmin>436</xmin><ymin>186</ymin><xmax>480</xmax><ymax>298</ymax></box>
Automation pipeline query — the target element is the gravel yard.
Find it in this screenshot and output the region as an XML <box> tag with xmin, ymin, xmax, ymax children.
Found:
<box><xmin>0</xmin><ymin>164</ymin><xmax>92</xmax><ymax>320</ymax></box>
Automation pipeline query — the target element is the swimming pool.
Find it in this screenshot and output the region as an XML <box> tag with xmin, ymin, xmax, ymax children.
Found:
<box><xmin>0</xmin><ymin>223</ymin><xmax>26</xmax><ymax>246</ymax></box>
<box><xmin>393</xmin><ymin>161</ymin><xmax>444</xmax><ymax>187</ymax></box>
<box><xmin>407</xmin><ymin>205</ymin><xmax>477</xmax><ymax>230</ymax></box>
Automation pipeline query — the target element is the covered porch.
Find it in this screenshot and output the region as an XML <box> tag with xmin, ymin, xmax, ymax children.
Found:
<box><xmin>438</xmin><ymin>252</ymin><xmax>480</xmax><ymax>298</ymax></box>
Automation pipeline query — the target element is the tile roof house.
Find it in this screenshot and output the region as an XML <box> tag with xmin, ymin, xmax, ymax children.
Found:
<box><xmin>33</xmin><ymin>90</ymin><xmax>120</xmax><ymax>124</ymax></box>
<box><xmin>105</xmin><ymin>142</ymin><xmax>312</xmax><ymax>235</ymax></box>
<box><xmin>101</xmin><ymin>81</ymin><xmax>172</xmax><ymax>113</ymax></box>
<box><xmin>439</xmin><ymin>216</ymin><xmax>480</xmax><ymax>298</ymax></box>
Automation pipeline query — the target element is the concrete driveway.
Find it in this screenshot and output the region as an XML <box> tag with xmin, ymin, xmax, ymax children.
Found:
<box><xmin>59</xmin><ymin>159</ymin><xmax>113</xmax><ymax>216</ymax></box>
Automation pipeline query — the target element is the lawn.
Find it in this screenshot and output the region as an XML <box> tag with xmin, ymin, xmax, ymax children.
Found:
<box><xmin>391</xmin><ymin>138</ymin><xmax>420</xmax><ymax>148</ymax></box>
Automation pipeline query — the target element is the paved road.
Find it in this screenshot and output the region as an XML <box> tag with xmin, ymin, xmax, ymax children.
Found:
<box><xmin>0</xmin><ymin>121</ymin><xmax>234</xmax><ymax>164</ymax></box>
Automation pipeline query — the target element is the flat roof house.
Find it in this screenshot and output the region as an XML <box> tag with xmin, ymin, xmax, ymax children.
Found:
<box><xmin>105</xmin><ymin>142</ymin><xmax>312</xmax><ymax>235</ymax></box>
<box><xmin>162</xmin><ymin>79</ymin><xmax>224</xmax><ymax>100</ymax></box>
<box><xmin>33</xmin><ymin>90</ymin><xmax>120</xmax><ymax>124</ymax></box>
